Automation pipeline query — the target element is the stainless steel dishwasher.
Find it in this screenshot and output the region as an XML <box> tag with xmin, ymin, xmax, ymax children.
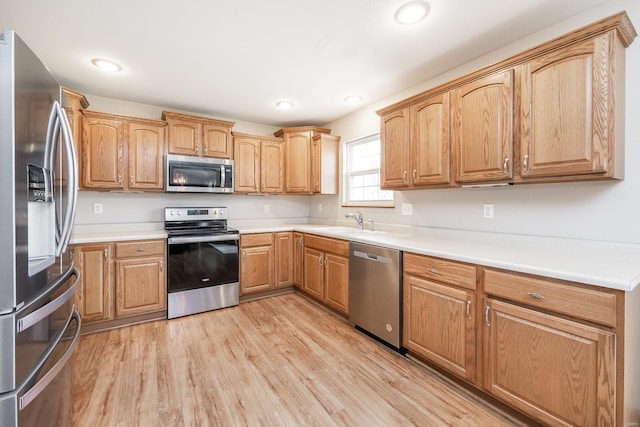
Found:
<box><xmin>349</xmin><ymin>242</ymin><xmax>403</xmax><ymax>350</ymax></box>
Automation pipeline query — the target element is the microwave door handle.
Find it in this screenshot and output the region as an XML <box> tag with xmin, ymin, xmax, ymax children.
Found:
<box><xmin>220</xmin><ymin>164</ymin><xmax>225</xmax><ymax>188</ymax></box>
<box><xmin>55</xmin><ymin>103</ymin><xmax>78</xmax><ymax>256</ymax></box>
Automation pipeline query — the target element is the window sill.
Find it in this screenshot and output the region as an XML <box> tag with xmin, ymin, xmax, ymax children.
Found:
<box><xmin>342</xmin><ymin>201</ymin><xmax>395</xmax><ymax>208</ymax></box>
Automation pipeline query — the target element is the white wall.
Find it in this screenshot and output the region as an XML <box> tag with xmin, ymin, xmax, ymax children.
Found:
<box><xmin>315</xmin><ymin>0</ymin><xmax>640</xmax><ymax>244</ymax></box>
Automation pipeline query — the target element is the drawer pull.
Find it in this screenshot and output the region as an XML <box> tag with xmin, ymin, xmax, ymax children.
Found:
<box><xmin>466</xmin><ymin>300</ymin><xmax>472</xmax><ymax>320</ymax></box>
<box><xmin>428</xmin><ymin>268</ymin><xmax>439</xmax><ymax>274</ymax></box>
<box><xmin>527</xmin><ymin>292</ymin><xmax>545</xmax><ymax>300</ymax></box>
<box><xmin>484</xmin><ymin>305</ymin><xmax>491</xmax><ymax>327</ymax></box>
<box><xmin>137</xmin><ymin>248</ymin><xmax>145</xmax><ymax>252</ymax></box>
<box><xmin>104</xmin><ymin>248</ymin><xmax>108</xmax><ymax>259</ymax></box>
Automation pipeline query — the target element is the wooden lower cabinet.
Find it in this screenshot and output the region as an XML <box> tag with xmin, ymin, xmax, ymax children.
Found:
<box><xmin>292</xmin><ymin>232</ymin><xmax>304</xmax><ymax>289</ymax></box>
<box><xmin>484</xmin><ymin>298</ymin><xmax>615</xmax><ymax>426</ymax></box>
<box><xmin>303</xmin><ymin>234</ymin><xmax>349</xmax><ymax>315</ymax></box>
<box><xmin>73</xmin><ymin>243</ymin><xmax>113</xmax><ymax>323</ymax></box>
<box><xmin>404</xmin><ymin>274</ymin><xmax>476</xmax><ymax>382</ymax></box>
<box><xmin>72</xmin><ymin>239</ymin><xmax>167</xmax><ymax>330</ymax></box>
<box><xmin>239</xmin><ymin>232</ymin><xmax>294</xmax><ymax>296</ymax></box>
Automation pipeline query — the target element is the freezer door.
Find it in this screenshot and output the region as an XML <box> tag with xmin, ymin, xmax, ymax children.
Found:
<box><xmin>0</xmin><ymin>266</ymin><xmax>78</xmax><ymax>393</ymax></box>
<box><xmin>0</xmin><ymin>310</ymin><xmax>80</xmax><ymax>427</ymax></box>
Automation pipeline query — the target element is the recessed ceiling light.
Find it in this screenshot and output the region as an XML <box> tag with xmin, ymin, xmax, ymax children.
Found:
<box><xmin>276</xmin><ymin>100</ymin><xmax>295</xmax><ymax>110</ymax></box>
<box><xmin>344</xmin><ymin>95</ymin><xmax>363</xmax><ymax>105</ymax></box>
<box><xmin>91</xmin><ymin>58</ymin><xmax>123</xmax><ymax>72</ymax></box>
<box><xmin>394</xmin><ymin>1</ymin><xmax>430</xmax><ymax>25</ymax></box>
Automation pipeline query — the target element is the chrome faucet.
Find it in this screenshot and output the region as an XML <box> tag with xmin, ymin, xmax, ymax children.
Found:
<box><xmin>345</xmin><ymin>211</ymin><xmax>364</xmax><ymax>229</ymax></box>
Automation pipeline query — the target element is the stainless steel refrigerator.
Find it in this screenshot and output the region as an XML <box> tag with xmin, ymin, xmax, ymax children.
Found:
<box><xmin>0</xmin><ymin>30</ymin><xmax>80</xmax><ymax>426</ymax></box>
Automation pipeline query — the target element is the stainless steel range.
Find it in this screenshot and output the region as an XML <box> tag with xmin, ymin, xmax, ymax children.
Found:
<box><xmin>165</xmin><ymin>207</ymin><xmax>239</xmax><ymax>319</ymax></box>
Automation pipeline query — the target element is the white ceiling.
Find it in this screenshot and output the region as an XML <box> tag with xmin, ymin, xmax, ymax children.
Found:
<box><xmin>1</xmin><ymin>0</ymin><xmax>609</xmax><ymax>127</ymax></box>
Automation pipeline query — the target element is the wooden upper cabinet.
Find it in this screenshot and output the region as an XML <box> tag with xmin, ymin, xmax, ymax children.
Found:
<box><xmin>261</xmin><ymin>138</ymin><xmax>284</xmax><ymax>193</ymax></box>
<box><xmin>380</xmin><ymin>107</ymin><xmax>410</xmax><ymax>189</ymax></box>
<box><xmin>410</xmin><ymin>93</ymin><xmax>450</xmax><ymax>186</ymax></box>
<box><xmin>82</xmin><ymin>111</ymin><xmax>166</xmax><ymax>191</ymax></box>
<box><xmin>274</xmin><ymin>126</ymin><xmax>331</xmax><ymax>194</ymax></box>
<box><xmin>128</xmin><ymin>121</ymin><xmax>166</xmax><ymax>190</ymax></box>
<box><xmin>62</xmin><ymin>88</ymin><xmax>89</xmax><ymax>188</ymax></box>
<box><xmin>452</xmin><ymin>69</ymin><xmax>514</xmax><ymax>184</ymax></box>
<box><xmin>234</xmin><ymin>135</ymin><xmax>260</xmax><ymax>193</ymax></box>
<box><xmin>311</xmin><ymin>134</ymin><xmax>340</xmax><ymax>194</ymax></box>
<box><xmin>83</xmin><ymin>114</ymin><xmax>125</xmax><ymax>189</ymax></box>
<box><xmin>163</xmin><ymin>111</ymin><xmax>234</xmax><ymax>158</ymax></box>
<box><xmin>233</xmin><ymin>133</ymin><xmax>284</xmax><ymax>194</ymax></box>
<box><xmin>520</xmin><ymin>33</ymin><xmax>624</xmax><ymax>180</ymax></box>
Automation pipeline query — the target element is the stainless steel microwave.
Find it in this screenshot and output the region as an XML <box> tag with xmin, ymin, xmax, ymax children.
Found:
<box><xmin>166</xmin><ymin>154</ymin><xmax>234</xmax><ymax>193</ymax></box>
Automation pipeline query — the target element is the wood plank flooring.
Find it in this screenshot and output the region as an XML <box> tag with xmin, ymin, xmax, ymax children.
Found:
<box><xmin>73</xmin><ymin>293</ymin><xmax>528</xmax><ymax>426</ymax></box>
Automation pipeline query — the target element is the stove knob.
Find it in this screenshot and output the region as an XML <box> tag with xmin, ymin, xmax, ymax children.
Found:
<box><xmin>213</xmin><ymin>209</ymin><xmax>218</xmax><ymax>216</ymax></box>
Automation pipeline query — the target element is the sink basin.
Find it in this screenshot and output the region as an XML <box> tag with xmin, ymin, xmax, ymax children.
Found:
<box><xmin>306</xmin><ymin>226</ymin><xmax>388</xmax><ymax>238</ymax></box>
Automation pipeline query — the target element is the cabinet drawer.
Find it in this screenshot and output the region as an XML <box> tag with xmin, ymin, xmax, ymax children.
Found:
<box><xmin>304</xmin><ymin>234</ymin><xmax>349</xmax><ymax>257</ymax></box>
<box><xmin>404</xmin><ymin>253</ymin><xmax>477</xmax><ymax>290</ymax></box>
<box><xmin>241</xmin><ymin>233</ymin><xmax>274</xmax><ymax>247</ymax></box>
<box><xmin>115</xmin><ymin>240</ymin><xmax>165</xmax><ymax>259</ymax></box>
<box><xmin>484</xmin><ymin>269</ymin><xmax>617</xmax><ymax>327</ymax></box>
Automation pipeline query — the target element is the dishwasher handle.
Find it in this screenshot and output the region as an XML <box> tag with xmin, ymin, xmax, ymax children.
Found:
<box><xmin>353</xmin><ymin>250</ymin><xmax>393</xmax><ymax>265</ymax></box>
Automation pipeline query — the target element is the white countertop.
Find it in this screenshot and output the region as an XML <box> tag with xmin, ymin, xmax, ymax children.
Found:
<box><xmin>70</xmin><ymin>224</ymin><xmax>640</xmax><ymax>292</ymax></box>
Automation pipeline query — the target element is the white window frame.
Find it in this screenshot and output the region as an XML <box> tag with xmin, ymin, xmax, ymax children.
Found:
<box><xmin>342</xmin><ymin>133</ymin><xmax>394</xmax><ymax>208</ymax></box>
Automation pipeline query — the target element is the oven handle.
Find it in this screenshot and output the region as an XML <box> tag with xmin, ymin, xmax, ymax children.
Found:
<box><xmin>168</xmin><ymin>234</ymin><xmax>240</xmax><ymax>244</ymax></box>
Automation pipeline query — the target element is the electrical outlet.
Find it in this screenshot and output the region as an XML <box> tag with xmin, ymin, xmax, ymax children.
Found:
<box><xmin>93</xmin><ymin>203</ymin><xmax>103</xmax><ymax>214</ymax></box>
<box><xmin>264</xmin><ymin>203</ymin><xmax>270</xmax><ymax>213</ymax></box>
<box><xmin>402</xmin><ymin>203</ymin><xmax>413</xmax><ymax>216</ymax></box>
<box><xmin>483</xmin><ymin>203</ymin><xmax>494</xmax><ymax>219</ymax></box>
<box><xmin>318</xmin><ymin>203</ymin><xmax>322</xmax><ymax>212</ymax></box>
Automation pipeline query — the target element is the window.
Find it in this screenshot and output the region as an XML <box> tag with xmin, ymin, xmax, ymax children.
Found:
<box><xmin>344</xmin><ymin>134</ymin><xmax>394</xmax><ymax>207</ymax></box>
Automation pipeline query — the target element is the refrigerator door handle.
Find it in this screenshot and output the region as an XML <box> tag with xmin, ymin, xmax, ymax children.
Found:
<box><xmin>16</xmin><ymin>269</ymin><xmax>78</xmax><ymax>333</ymax></box>
<box><xmin>19</xmin><ymin>310</ymin><xmax>81</xmax><ymax>411</ymax></box>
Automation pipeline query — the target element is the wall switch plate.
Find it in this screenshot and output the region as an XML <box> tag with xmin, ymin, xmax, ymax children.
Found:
<box><xmin>318</xmin><ymin>203</ymin><xmax>322</xmax><ymax>212</ymax></box>
<box><xmin>402</xmin><ymin>203</ymin><xmax>413</xmax><ymax>216</ymax></box>
<box><xmin>264</xmin><ymin>203</ymin><xmax>270</xmax><ymax>213</ymax></box>
<box><xmin>93</xmin><ymin>203</ymin><xmax>103</xmax><ymax>214</ymax></box>
<box><xmin>483</xmin><ymin>203</ymin><xmax>494</xmax><ymax>219</ymax></box>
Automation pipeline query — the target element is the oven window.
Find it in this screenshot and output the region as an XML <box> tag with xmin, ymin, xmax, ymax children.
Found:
<box><xmin>167</xmin><ymin>240</ymin><xmax>239</xmax><ymax>292</ymax></box>
<box><xmin>168</xmin><ymin>163</ymin><xmax>221</xmax><ymax>188</ymax></box>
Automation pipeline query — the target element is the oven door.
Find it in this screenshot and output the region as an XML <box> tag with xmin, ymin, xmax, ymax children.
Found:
<box><xmin>167</xmin><ymin>234</ymin><xmax>239</xmax><ymax>293</ymax></box>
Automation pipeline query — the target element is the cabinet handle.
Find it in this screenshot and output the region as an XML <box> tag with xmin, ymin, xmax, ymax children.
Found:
<box><xmin>466</xmin><ymin>300</ymin><xmax>472</xmax><ymax>320</ymax></box>
<box><xmin>129</xmin><ymin>176</ymin><xmax>133</xmax><ymax>186</ymax></box>
<box><xmin>254</xmin><ymin>183</ymin><xmax>258</xmax><ymax>191</ymax></box>
<box><xmin>324</xmin><ymin>257</ymin><xmax>328</xmax><ymax>267</ymax></box>
<box><xmin>286</xmin><ymin>183</ymin><xmax>290</xmax><ymax>191</ymax></box>
<box><xmin>523</xmin><ymin>154</ymin><xmax>529</xmax><ymax>175</ymax></box>
<box><xmin>412</xmin><ymin>169</ymin><xmax>417</xmax><ymax>184</ymax></box>
<box><xmin>118</xmin><ymin>174</ymin><xmax>123</xmax><ymax>185</ymax></box>
<box><xmin>484</xmin><ymin>305</ymin><xmax>491</xmax><ymax>327</ymax></box>
<box><xmin>299</xmin><ymin>237</ymin><xmax>304</xmax><ymax>246</ymax></box>
<box><xmin>137</xmin><ymin>248</ymin><xmax>145</xmax><ymax>252</ymax></box>
<box><xmin>428</xmin><ymin>268</ymin><xmax>438</xmax><ymax>274</ymax></box>
<box><xmin>195</xmin><ymin>145</ymin><xmax>199</xmax><ymax>154</ymax></box>
<box><xmin>503</xmin><ymin>158</ymin><xmax>509</xmax><ymax>176</ymax></box>
<box><xmin>203</xmin><ymin>146</ymin><xmax>208</xmax><ymax>155</ymax></box>
<box><xmin>242</xmin><ymin>251</ymin><xmax>245</xmax><ymax>261</ymax></box>
<box><xmin>402</xmin><ymin>170</ymin><xmax>407</xmax><ymax>184</ymax></box>
<box><xmin>527</xmin><ymin>292</ymin><xmax>545</xmax><ymax>300</ymax></box>
<box><xmin>318</xmin><ymin>254</ymin><xmax>324</xmax><ymax>265</ymax></box>
<box><xmin>160</xmin><ymin>260</ymin><xmax>163</xmax><ymax>272</ymax></box>
<box><xmin>104</xmin><ymin>248</ymin><xmax>108</xmax><ymax>260</ymax></box>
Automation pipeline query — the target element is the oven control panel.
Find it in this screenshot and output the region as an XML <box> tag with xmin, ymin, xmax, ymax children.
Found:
<box><xmin>164</xmin><ymin>207</ymin><xmax>228</xmax><ymax>221</ymax></box>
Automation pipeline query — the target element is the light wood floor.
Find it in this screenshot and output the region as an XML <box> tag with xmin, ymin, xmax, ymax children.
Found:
<box><xmin>73</xmin><ymin>293</ymin><xmax>529</xmax><ymax>426</ymax></box>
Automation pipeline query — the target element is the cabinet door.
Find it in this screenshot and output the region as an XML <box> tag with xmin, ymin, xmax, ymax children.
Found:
<box><xmin>284</xmin><ymin>131</ymin><xmax>312</xmax><ymax>193</ymax></box>
<box><xmin>261</xmin><ymin>139</ymin><xmax>284</xmax><ymax>193</ymax></box>
<box><xmin>380</xmin><ymin>107</ymin><xmax>410</xmax><ymax>189</ymax></box>
<box><xmin>128</xmin><ymin>123</ymin><xmax>165</xmax><ymax>190</ymax></box>
<box><xmin>484</xmin><ymin>298</ymin><xmax>615</xmax><ymax>427</ymax></box>
<box><xmin>83</xmin><ymin>117</ymin><xmax>125</xmax><ymax>189</ymax></box>
<box><xmin>452</xmin><ymin>70</ymin><xmax>514</xmax><ymax>183</ymax></box>
<box><xmin>323</xmin><ymin>254</ymin><xmax>349</xmax><ymax>315</ymax></box>
<box><xmin>410</xmin><ymin>93</ymin><xmax>450</xmax><ymax>186</ymax></box>
<box><xmin>521</xmin><ymin>36</ymin><xmax>612</xmax><ymax>178</ymax></box>
<box><xmin>404</xmin><ymin>275</ymin><xmax>476</xmax><ymax>382</ymax></box>
<box><xmin>202</xmin><ymin>123</ymin><xmax>233</xmax><ymax>158</ymax></box>
<box><xmin>167</xmin><ymin>118</ymin><xmax>201</xmax><ymax>156</ymax></box>
<box><xmin>240</xmin><ymin>245</ymin><xmax>274</xmax><ymax>295</ymax></box>
<box><xmin>73</xmin><ymin>244</ymin><xmax>113</xmax><ymax>323</ymax></box>
<box><xmin>274</xmin><ymin>232</ymin><xmax>293</xmax><ymax>288</ymax></box>
<box><xmin>115</xmin><ymin>256</ymin><xmax>166</xmax><ymax>318</ymax></box>
<box><xmin>293</xmin><ymin>232</ymin><xmax>304</xmax><ymax>289</ymax></box>
<box><xmin>311</xmin><ymin>134</ymin><xmax>339</xmax><ymax>194</ymax></box>
<box><xmin>303</xmin><ymin>247</ymin><xmax>324</xmax><ymax>300</ymax></box>
<box><xmin>234</xmin><ymin>136</ymin><xmax>260</xmax><ymax>193</ymax></box>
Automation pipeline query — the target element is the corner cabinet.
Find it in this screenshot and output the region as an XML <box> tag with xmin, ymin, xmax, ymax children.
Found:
<box><xmin>163</xmin><ymin>111</ymin><xmax>234</xmax><ymax>159</ymax></box>
<box><xmin>274</xmin><ymin>126</ymin><xmax>332</xmax><ymax>193</ymax></box>
<box><xmin>377</xmin><ymin>12</ymin><xmax>636</xmax><ymax>188</ymax></box>
<box><xmin>82</xmin><ymin>111</ymin><xmax>166</xmax><ymax>191</ymax></box>
<box><xmin>292</xmin><ymin>232</ymin><xmax>305</xmax><ymax>289</ymax></box>
<box><xmin>311</xmin><ymin>134</ymin><xmax>340</xmax><ymax>194</ymax></box>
